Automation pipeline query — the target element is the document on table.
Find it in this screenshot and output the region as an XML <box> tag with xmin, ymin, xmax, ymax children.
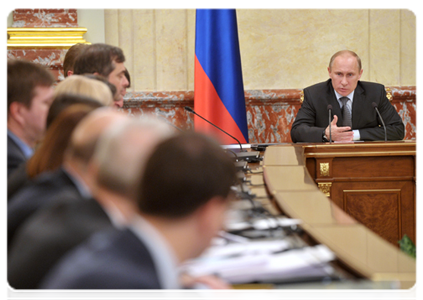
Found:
<box><xmin>180</xmin><ymin>242</ymin><xmax>336</xmax><ymax>284</ymax></box>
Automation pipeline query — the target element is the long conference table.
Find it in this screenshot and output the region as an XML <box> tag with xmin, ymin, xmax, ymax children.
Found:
<box><xmin>261</xmin><ymin>140</ymin><xmax>416</xmax><ymax>289</ymax></box>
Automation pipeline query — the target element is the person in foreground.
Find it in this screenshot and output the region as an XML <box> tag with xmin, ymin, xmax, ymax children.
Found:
<box><xmin>8</xmin><ymin>114</ymin><xmax>175</xmax><ymax>289</ymax></box>
<box><xmin>41</xmin><ymin>132</ymin><xmax>237</xmax><ymax>289</ymax></box>
<box><xmin>290</xmin><ymin>50</ymin><xmax>405</xmax><ymax>143</ymax></box>
<box><xmin>7</xmin><ymin>59</ymin><xmax>55</xmax><ymax>177</ymax></box>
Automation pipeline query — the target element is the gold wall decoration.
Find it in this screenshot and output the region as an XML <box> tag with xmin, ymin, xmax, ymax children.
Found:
<box><xmin>385</xmin><ymin>87</ymin><xmax>393</xmax><ymax>101</ymax></box>
<box><xmin>320</xmin><ymin>162</ymin><xmax>330</xmax><ymax>177</ymax></box>
<box><xmin>7</xmin><ymin>28</ymin><xmax>90</xmax><ymax>48</ymax></box>
<box><xmin>318</xmin><ymin>182</ymin><xmax>332</xmax><ymax>197</ymax></box>
<box><xmin>300</xmin><ymin>90</ymin><xmax>304</xmax><ymax>103</ymax></box>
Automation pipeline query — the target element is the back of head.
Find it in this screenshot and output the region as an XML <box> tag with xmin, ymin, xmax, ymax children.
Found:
<box><xmin>63</xmin><ymin>43</ymin><xmax>89</xmax><ymax>77</ymax></box>
<box><xmin>94</xmin><ymin>115</ymin><xmax>176</xmax><ymax>199</ymax></box>
<box><xmin>53</xmin><ymin>75</ymin><xmax>113</xmax><ymax>106</ymax></box>
<box><xmin>27</xmin><ymin>103</ymin><xmax>99</xmax><ymax>178</ymax></box>
<box><xmin>137</xmin><ymin>132</ymin><xmax>237</xmax><ymax>219</ymax></box>
<box><xmin>7</xmin><ymin>59</ymin><xmax>55</xmax><ymax>112</ymax></box>
<box><xmin>65</xmin><ymin>108</ymin><xmax>127</xmax><ymax>167</ymax></box>
<box><xmin>47</xmin><ymin>93</ymin><xmax>104</xmax><ymax>129</ymax></box>
<box><xmin>73</xmin><ymin>43</ymin><xmax>125</xmax><ymax>78</ymax></box>
<box><xmin>83</xmin><ymin>74</ymin><xmax>118</xmax><ymax>101</ymax></box>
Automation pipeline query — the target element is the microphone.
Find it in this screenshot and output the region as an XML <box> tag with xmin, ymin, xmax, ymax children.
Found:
<box><xmin>327</xmin><ymin>105</ymin><xmax>333</xmax><ymax>143</ymax></box>
<box><xmin>156</xmin><ymin>116</ymin><xmax>184</xmax><ymax>132</ymax></box>
<box><xmin>184</xmin><ymin>106</ymin><xmax>244</xmax><ymax>151</ymax></box>
<box><xmin>372</xmin><ymin>102</ymin><xmax>387</xmax><ymax>142</ymax></box>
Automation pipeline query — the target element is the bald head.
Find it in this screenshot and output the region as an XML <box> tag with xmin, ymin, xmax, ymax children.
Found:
<box><xmin>65</xmin><ymin>107</ymin><xmax>127</xmax><ymax>166</ymax></box>
<box><xmin>93</xmin><ymin>115</ymin><xmax>176</xmax><ymax>199</ymax></box>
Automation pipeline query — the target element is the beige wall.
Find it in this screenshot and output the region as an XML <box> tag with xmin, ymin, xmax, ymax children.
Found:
<box><xmin>104</xmin><ymin>9</ymin><xmax>416</xmax><ymax>92</ymax></box>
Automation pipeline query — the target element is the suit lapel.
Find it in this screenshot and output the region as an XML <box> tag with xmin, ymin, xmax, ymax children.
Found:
<box><xmin>352</xmin><ymin>83</ymin><xmax>365</xmax><ymax>128</ymax></box>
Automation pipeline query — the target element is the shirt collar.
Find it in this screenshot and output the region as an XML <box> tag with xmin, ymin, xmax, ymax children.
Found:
<box><xmin>129</xmin><ymin>215</ymin><xmax>181</xmax><ymax>289</ymax></box>
<box><xmin>99</xmin><ymin>199</ymin><xmax>128</xmax><ymax>229</ymax></box>
<box><xmin>7</xmin><ymin>129</ymin><xmax>33</xmax><ymax>158</ymax></box>
<box><xmin>334</xmin><ymin>90</ymin><xmax>355</xmax><ymax>102</ymax></box>
<box><xmin>61</xmin><ymin>166</ymin><xmax>91</xmax><ymax>199</ymax></box>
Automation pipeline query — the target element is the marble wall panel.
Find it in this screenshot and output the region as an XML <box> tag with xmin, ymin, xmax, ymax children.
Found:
<box><xmin>369</xmin><ymin>10</ymin><xmax>401</xmax><ymax>85</ymax></box>
<box><xmin>400</xmin><ymin>10</ymin><xmax>416</xmax><ymax>86</ymax></box>
<box><xmin>104</xmin><ymin>9</ymin><xmax>415</xmax><ymax>90</ymax></box>
<box><xmin>121</xmin><ymin>87</ymin><xmax>415</xmax><ymax>144</ymax></box>
<box><xmin>7</xmin><ymin>49</ymin><xmax>66</xmax><ymax>82</ymax></box>
<box><xmin>12</xmin><ymin>9</ymin><xmax>78</xmax><ymax>27</ymax></box>
<box><xmin>237</xmin><ymin>9</ymin><xmax>370</xmax><ymax>89</ymax></box>
<box><xmin>106</xmin><ymin>9</ymin><xmax>196</xmax><ymax>92</ymax></box>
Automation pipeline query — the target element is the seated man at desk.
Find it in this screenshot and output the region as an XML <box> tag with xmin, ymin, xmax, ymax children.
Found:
<box><xmin>290</xmin><ymin>50</ymin><xmax>404</xmax><ymax>143</ymax></box>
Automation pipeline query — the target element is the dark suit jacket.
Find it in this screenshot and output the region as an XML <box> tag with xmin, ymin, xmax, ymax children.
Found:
<box><xmin>290</xmin><ymin>79</ymin><xmax>405</xmax><ymax>143</ymax></box>
<box><xmin>8</xmin><ymin>167</ymin><xmax>83</xmax><ymax>248</ymax></box>
<box><xmin>7</xmin><ymin>135</ymin><xmax>27</xmax><ymax>178</ymax></box>
<box><xmin>40</xmin><ymin>228</ymin><xmax>162</xmax><ymax>289</ymax></box>
<box><xmin>7</xmin><ymin>162</ymin><xmax>32</xmax><ymax>201</ymax></box>
<box><xmin>8</xmin><ymin>197</ymin><xmax>112</xmax><ymax>289</ymax></box>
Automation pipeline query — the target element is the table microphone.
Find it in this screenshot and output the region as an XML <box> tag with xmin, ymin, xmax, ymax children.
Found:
<box><xmin>327</xmin><ymin>105</ymin><xmax>333</xmax><ymax>143</ymax></box>
<box><xmin>184</xmin><ymin>106</ymin><xmax>244</xmax><ymax>151</ymax></box>
<box><xmin>372</xmin><ymin>102</ymin><xmax>387</xmax><ymax>142</ymax></box>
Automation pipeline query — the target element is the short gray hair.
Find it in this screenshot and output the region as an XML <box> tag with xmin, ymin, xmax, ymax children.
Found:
<box><xmin>94</xmin><ymin>115</ymin><xmax>176</xmax><ymax>199</ymax></box>
<box><xmin>328</xmin><ymin>50</ymin><xmax>362</xmax><ymax>71</ymax></box>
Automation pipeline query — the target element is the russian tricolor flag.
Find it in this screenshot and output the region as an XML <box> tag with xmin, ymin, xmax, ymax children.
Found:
<box><xmin>194</xmin><ymin>9</ymin><xmax>249</xmax><ymax>145</ymax></box>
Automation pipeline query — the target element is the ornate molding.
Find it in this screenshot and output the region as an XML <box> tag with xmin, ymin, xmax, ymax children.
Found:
<box><xmin>7</xmin><ymin>27</ymin><xmax>90</xmax><ymax>48</ymax></box>
<box><xmin>318</xmin><ymin>182</ymin><xmax>332</xmax><ymax>197</ymax></box>
<box><xmin>123</xmin><ymin>86</ymin><xmax>414</xmax><ymax>107</ymax></box>
<box><xmin>385</xmin><ymin>87</ymin><xmax>393</xmax><ymax>102</ymax></box>
<box><xmin>320</xmin><ymin>162</ymin><xmax>330</xmax><ymax>177</ymax></box>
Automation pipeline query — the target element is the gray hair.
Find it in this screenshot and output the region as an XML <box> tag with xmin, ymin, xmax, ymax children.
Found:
<box><xmin>328</xmin><ymin>50</ymin><xmax>362</xmax><ymax>71</ymax></box>
<box><xmin>93</xmin><ymin>114</ymin><xmax>176</xmax><ymax>199</ymax></box>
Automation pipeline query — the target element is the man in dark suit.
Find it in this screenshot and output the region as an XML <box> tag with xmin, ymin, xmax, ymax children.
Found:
<box><xmin>41</xmin><ymin>132</ymin><xmax>237</xmax><ymax>289</ymax></box>
<box><xmin>8</xmin><ymin>114</ymin><xmax>175</xmax><ymax>289</ymax></box>
<box><xmin>7</xmin><ymin>60</ymin><xmax>55</xmax><ymax>177</ymax></box>
<box><xmin>7</xmin><ymin>108</ymin><xmax>127</xmax><ymax>249</ymax></box>
<box><xmin>290</xmin><ymin>50</ymin><xmax>404</xmax><ymax>143</ymax></box>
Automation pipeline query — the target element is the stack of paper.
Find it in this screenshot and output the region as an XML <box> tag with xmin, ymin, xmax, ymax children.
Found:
<box><xmin>181</xmin><ymin>242</ymin><xmax>335</xmax><ymax>284</ymax></box>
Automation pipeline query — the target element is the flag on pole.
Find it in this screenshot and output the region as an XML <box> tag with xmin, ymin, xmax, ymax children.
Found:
<box><xmin>194</xmin><ymin>9</ymin><xmax>249</xmax><ymax>145</ymax></box>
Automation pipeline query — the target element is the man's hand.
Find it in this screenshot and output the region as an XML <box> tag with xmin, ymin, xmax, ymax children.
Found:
<box><xmin>325</xmin><ymin>115</ymin><xmax>354</xmax><ymax>142</ymax></box>
<box><xmin>180</xmin><ymin>273</ymin><xmax>231</xmax><ymax>289</ymax></box>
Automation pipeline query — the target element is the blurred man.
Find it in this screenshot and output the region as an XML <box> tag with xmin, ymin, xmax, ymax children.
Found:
<box><xmin>8</xmin><ymin>114</ymin><xmax>175</xmax><ymax>289</ymax></box>
<box><xmin>41</xmin><ymin>132</ymin><xmax>237</xmax><ymax>289</ymax></box>
<box><xmin>73</xmin><ymin>43</ymin><xmax>129</xmax><ymax>108</ymax></box>
<box><xmin>290</xmin><ymin>50</ymin><xmax>404</xmax><ymax>142</ymax></box>
<box><xmin>8</xmin><ymin>108</ymin><xmax>126</xmax><ymax>248</ymax></box>
<box><xmin>7</xmin><ymin>60</ymin><xmax>55</xmax><ymax>177</ymax></box>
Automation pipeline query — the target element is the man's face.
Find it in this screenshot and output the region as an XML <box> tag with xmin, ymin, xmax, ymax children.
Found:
<box><xmin>107</xmin><ymin>61</ymin><xmax>129</xmax><ymax>108</ymax></box>
<box><xmin>21</xmin><ymin>85</ymin><xmax>54</xmax><ymax>144</ymax></box>
<box><xmin>328</xmin><ymin>54</ymin><xmax>363</xmax><ymax>96</ymax></box>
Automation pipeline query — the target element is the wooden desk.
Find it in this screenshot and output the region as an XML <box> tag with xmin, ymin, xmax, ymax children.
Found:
<box><xmin>303</xmin><ymin>141</ymin><xmax>416</xmax><ymax>247</ymax></box>
<box><xmin>262</xmin><ymin>142</ymin><xmax>416</xmax><ymax>288</ymax></box>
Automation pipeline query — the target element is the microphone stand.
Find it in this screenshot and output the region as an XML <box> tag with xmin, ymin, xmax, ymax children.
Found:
<box><xmin>327</xmin><ymin>105</ymin><xmax>333</xmax><ymax>143</ymax></box>
<box><xmin>372</xmin><ymin>102</ymin><xmax>387</xmax><ymax>142</ymax></box>
<box><xmin>184</xmin><ymin>106</ymin><xmax>244</xmax><ymax>151</ymax></box>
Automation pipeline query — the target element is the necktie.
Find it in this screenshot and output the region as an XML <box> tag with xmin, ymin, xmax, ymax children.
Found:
<box><xmin>340</xmin><ymin>97</ymin><xmax>352</xmax><ymax>127</ymax></box>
